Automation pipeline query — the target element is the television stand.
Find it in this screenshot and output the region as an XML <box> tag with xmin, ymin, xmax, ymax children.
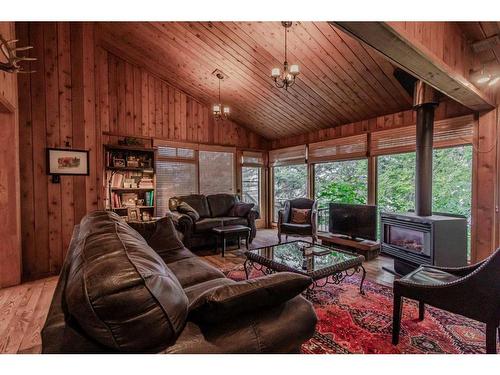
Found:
<box><xmin>318</xmin><ymin>232</ymin><xmax>380</xmax><ymax>260</ymax></box>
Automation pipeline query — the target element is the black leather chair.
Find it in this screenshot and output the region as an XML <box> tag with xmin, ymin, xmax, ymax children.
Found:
<box><xmin>392</xmin><ymin>247</ymin><xmax>500</xmax><ymax>354</ymax></box>
<box><xmin>277</xmin><ymin>198</ymin><xmax>318</xmax><ymax>244</ymax></box>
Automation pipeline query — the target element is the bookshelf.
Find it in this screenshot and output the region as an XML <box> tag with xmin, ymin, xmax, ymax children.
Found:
<box><xmin>105</xmin><ymin>144</ymin><xmax>156</xmax><ymax>221</ymax></box>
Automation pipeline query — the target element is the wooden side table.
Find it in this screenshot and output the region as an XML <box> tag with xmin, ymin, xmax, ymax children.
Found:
<box><xmin>212</xmin><ymin>225</ymin><xmax>251</xmax><ymax>257</ymax></box>
<box><xmin>318</xmin><ymin>232</ymin><xmax>380</xmax><ymax>260</ymax></box>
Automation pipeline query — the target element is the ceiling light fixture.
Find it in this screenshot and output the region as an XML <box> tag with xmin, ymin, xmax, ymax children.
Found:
<box><xmin>471</xmin><ymin>66</ymin><xmax>491</xmax><ymax>84</ymax></box>
<box><xmin>488</xmin><ymin>75</ymin><xmax>500</xmax><ymax>86</ymax></box>
<box><xmin>271</xmin><ymin>21</ymin><xmax>300</xmax><ymax>91</ymax></box>
<box><xmin>213</xmin><ymin>72</ymin><xmax>229</xmax><ymax>120</ymax></box>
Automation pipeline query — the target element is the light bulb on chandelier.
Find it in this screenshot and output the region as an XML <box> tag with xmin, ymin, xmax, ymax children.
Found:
<box><xmin>271</xmin><ymin>22</ymin><xmax>300</xmax><ymax>90</ymax></box>
<box><xmin>213</xmin><ymin>72</ymin><xmax>230</xmax><ymax>120</ymax></box>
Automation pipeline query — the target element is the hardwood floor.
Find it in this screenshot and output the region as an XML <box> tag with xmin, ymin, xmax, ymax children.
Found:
<box><xmin>0</xmin><ymin>229</ymin><xmax>395</xmax><ymax>354</ymax></box>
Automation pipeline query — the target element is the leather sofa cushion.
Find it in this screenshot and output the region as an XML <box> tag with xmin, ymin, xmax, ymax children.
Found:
<box><xmin>220</xmin><ymin>217</ymin><xmax>248</xmax><ymax>226</ymax></box>
<box><xmin>184</xmin><ymin>278</ymin><xmax>235</xmax><ymax>304</ymax></box>
<box><xmin>229</xmin><ymin>202</ymin><xmax>254</xmax><ymax>217</ymax></box>
<box><xmin>207</xmin><ymin>194</ymin><xmax>238</xmax><ymax>217</ymax></box>
<box><xmin>168</xmin><ymin>257</ymin><xmax>226</xmax><ymax>288</ymax></box>
<box><xmin>161</xmin><ymin>246</ymin><xmax>197</xmax><ymax>264</ymax></box>
<box><xmin>176</xmin><ymin>195</ymin><xmax>211</xmax><ymax>218</ymax></box>
<box><xmin>165</xmin><ymin>295</ymin><xmax>317</xmax><ymax>353</ymax></box>
<box><xmin>188</xmin><ymin>272</ymin><xmax>312</xmax><ymax>324</ymax></box>
<box><xmin>177</xmin><ymin>201</ymin><xmax>200</xmax><ymax>221</ymax></box>
<box><xmin>402</xmin><ymin>266</ymin><xmax>460</xmax><ymax>286</ymax></box>
<box><xmin>194</xmin><ymin>217</ymin><xmax>247</xmax><ymax>232</ymax></box>
<box><xmin>281</xmin><ymin>222</ymin><xmax>312</xmax><ymax>235</ymax></box>
<box><xmin>195</xmin><ymin>218</ymin><xmax>224</xmax><ymax>232</ymax></box>
<box><xmin>128</xmin><ymin>216</ymin><xmax>184</xmax><ymax>255</ymax></box>
<box><xmin>65</xmin><ymin>211</ymin><xmax>188</xmax><ymax>353</ymax></box>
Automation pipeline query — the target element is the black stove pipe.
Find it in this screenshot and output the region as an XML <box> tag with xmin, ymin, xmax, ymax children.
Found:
<box><xmin>413</xmin><ymin>81</ymin><xmax>439</xmax><ymax>217</ymax></box>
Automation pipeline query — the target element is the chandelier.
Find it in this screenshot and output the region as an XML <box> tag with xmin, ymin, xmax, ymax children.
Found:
<box><xmin>271</xmin><ymin>22</ymin><xmax>300</xmax><ymax>90</ymax></box>
<box><xmin>213</xmin><ymin>72</ymin><xmax>230</xmax><ymax>120</ymax></box>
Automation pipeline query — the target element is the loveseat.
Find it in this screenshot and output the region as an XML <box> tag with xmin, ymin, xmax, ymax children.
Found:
<box><xmin>169</xmin><ymin>193</ymin><xmax>259</xmax><ymax>249</ymax></box>
<box><xmin>41</xmin><ymin>211</ymin><xmax>317</xmax><ymax>353</ymax></box>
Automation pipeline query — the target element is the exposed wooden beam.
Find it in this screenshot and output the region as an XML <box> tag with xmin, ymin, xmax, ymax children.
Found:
<box><xmin>471</xmin><ymin>34</ymin><xmax>499</xmax><ymax>53</ymax></box>
<box><xmin>331</xmin><ymin>22</ymin><xmax>495</xmax><ymax>112</ymax></box>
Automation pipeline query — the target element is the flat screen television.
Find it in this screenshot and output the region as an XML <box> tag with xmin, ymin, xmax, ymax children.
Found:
<box><xmin>329</xmin><ymin>203</ymin><xmax>377</xmax><ymax>241</ymax></box>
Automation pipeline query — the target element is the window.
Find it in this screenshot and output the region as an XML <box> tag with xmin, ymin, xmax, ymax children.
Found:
<box><xmin>273</xmin><ymin>164</ymin><xmax>308</xmax><ymax>222</ymax></box>
<box><xmin>241</xmin><ymin>151</ymin><xmax>264</xmax><ymax>213</ymax></box>
<box><xmin>199</xmin><ymin>150</ymin><xmax>235</xmax><ymax>195</ymax></box>
<box><xmin>242</xmin><ymin>167</ymin><xmax>260</xmax><ymax>209</ymax></box>
<box><xmin>377</xmin><ymin>152</ymin><xmax>416</xmax><ymax>214</ymax></box>
<box><xmin>314</xmin><ymin>159</ymin><xmax>368</xmax><ymax>231</ymax></box>
<box><xmin>156</xmin><ymin>145</ymin><xmax>198</xmax><ymax>217</ymax></box>
<box><xmin>270</xmin><ymin>145</ymin><xmax>308</xmax><ymax>222</ymax></box>
<box><xmin>432</xmin><ymin>145</ymin><xmax>473</xmax><ymax>256</ymax></box>
<box><xmin>376</xmin><ymin>152</ymin><xmax>416</xmax><ymax>240</ymax></box>
<box><xmin>314</xmin><ymin>159</ymin><xmax>368</xmax><ymax>207</ymax></box>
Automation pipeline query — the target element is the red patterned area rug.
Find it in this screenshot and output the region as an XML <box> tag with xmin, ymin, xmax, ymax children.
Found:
<box><xmin>226</xmin><ymin>266</ymin><xmax>497</xmax><ymax>354</ymax></box>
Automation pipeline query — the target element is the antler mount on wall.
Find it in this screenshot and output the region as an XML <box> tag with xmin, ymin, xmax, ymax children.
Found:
<box><xmin>0</xmin><ymin>34</ymin><xmax>36</xmax><ymax>74</ymax></box>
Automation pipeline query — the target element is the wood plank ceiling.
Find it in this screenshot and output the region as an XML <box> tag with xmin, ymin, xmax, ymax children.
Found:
<box><xmin>96</xmin><ymin>22</ymin><xmax>413</xmax><ymax>140</ymax></box>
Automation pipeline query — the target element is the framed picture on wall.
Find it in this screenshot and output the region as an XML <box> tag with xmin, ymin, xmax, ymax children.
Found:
<box><xmin>46</xmin><ymin>148</ymin><xmax>90</xmax><ymax>177</ymax></box>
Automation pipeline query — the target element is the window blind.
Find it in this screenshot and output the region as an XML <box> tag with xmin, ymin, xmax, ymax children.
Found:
<box><xmin>155</xmin><ymin>160</ymin><xmax>198</xmax><ymax>217</ymax></box>
<box><xmin>308</xmin><ymin>134</ymin><xmax>368</xmax><ymax>163</ymax></box>
<box><xmin>241</xmin><ymin>151</ymin><xmax>264</xmax><ymax>166</ymax></box>
<box><xmin>199</xmin><ymin>150</ymin><xmax>235</xmax><ymax>195</ymax></box>
<box><xmin>370</xmin><ymin>114</ymin><xmax>474</xmax><ymax>156</ymax></box>
<box><xmin>269</xmin><ymin>145</ymin><xmax>307</xmax><ymax>166</ymax></box>
<box><xmin>157</xmin><ymin>146</ymin><xmax>196</xmax><ymax>159</ymax></box>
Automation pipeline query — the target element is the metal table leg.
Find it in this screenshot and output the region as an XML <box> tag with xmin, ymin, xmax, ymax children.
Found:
<box><xmin>359</xmin><ymin>265</ymin><xmax>366</xmax><ymax>294</ymax></box>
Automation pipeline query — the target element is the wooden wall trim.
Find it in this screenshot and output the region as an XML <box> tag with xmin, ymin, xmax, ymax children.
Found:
<box><xmin>472</xmin><ymin>108</ymin><xmax>499</xmax><ymax>261</ymax></box>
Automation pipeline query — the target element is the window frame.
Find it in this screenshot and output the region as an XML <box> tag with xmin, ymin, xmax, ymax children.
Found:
<box><xmin>154</xmin><ymin>140</ymin><xmax>237</xmax><ymax>215</ymax></box>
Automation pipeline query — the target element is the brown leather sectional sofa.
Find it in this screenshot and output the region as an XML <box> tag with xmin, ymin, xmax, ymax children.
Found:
<box><xmin>41</xmin><ymin>211</ymin><xmax>317</xmax><ymax>353</ymax></box>
<box><xmin>168</xmin><ymin>194</ymin><xmax>259</xmax><ymax>249</ymax></box>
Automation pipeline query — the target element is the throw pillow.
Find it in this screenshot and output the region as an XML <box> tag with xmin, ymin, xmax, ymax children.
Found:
<box><xmin>188</xmin><ymin>272</ymin><xmax>312</xmax><ymax>324</ymax></box>
<box><xmin>229</xmin><ymin>202</ymin><xmax>254</xmax><ymax>217</ymax></box>
<box><xmin>291</xmin><ymin>208</ymin><xmax>311</xmax><ymax>224</ymax></box>
<box><xmin>177</xmin><ymin>201</ymin><xmax>200</xmax><ymax>221</ymax></box>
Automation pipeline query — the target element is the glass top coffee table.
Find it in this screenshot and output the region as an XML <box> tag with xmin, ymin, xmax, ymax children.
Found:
<box><xmin>244</xmin><ymin>240</ymin><xmax>366</xmax><ymax>297</ymax></box>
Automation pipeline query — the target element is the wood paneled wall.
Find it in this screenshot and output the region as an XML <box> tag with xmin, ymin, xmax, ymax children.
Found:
<box><xmin>17</xmin><ymin>22</ymin><xmax>96</xmax><ymax>280</ymax></box>
<box><xmin>0</xmin><ymin>22</ymin><xmax>21</xmax><ymax>288</ymax></box>
<box><xmin>473</xmin><ymin>98</ymin><xmax>499</xmax><ymax>261</ymax></box>
<box><xmin>96</xmin><ymin>47</ymin><xmax>266</xmax><ymax>149</ymax></box>
<box><xmin>16</xmin><ymin>22</ymin><xmax>267</xmax><ymax>281</ymax></box>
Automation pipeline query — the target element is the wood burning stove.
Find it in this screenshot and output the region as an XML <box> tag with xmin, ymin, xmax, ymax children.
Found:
<box><xmin>380</xmin><ymin>212</ymin><xmax>467</xmax><ymax>274</ymax></box>
<box><xmin>381</xmin><ymin>81</ymin><xmax>468</xmax><ymax>275</ymax></box>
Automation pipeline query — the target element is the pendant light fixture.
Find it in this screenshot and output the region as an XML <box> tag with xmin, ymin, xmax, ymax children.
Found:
<box><xmin>271</xmin><ymin>21</ymin><xmax>300</xmax><ymax>90</ymax></box>
<box><xmin>213</xmin><ymin>72</ymin><xmax>229</xmax><ymax>120</ymax></box>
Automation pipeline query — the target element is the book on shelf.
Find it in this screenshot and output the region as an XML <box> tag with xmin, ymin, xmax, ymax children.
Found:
<box><xmin>112</xmin><ymin>192</ymin><xmax>122</xmax><ymax>209</ymax></box>
<box><xmin>110</xmin><ymin>172</ymin><xmax>124</xmax><ymax>188</ymax></box>
<box><xmin>138</xmin><ymin>177</ymin><xmax>154</xmax><ymax>188</ymax></box>
<box><xmin>144</xmin><ymin>191</ymin><xmax>154</xmax><ymax>207</ymax></box>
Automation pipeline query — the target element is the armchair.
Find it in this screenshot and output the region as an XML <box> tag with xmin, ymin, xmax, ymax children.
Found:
<box><xmin>277</xmin><ymin>198</ymin><xmax>318</xmax><ymax>244</ymax></box>
<box><xmin>392</xmin><ymin>247</ymin><xmax>500</xmax><ymax>354</ymax></box>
